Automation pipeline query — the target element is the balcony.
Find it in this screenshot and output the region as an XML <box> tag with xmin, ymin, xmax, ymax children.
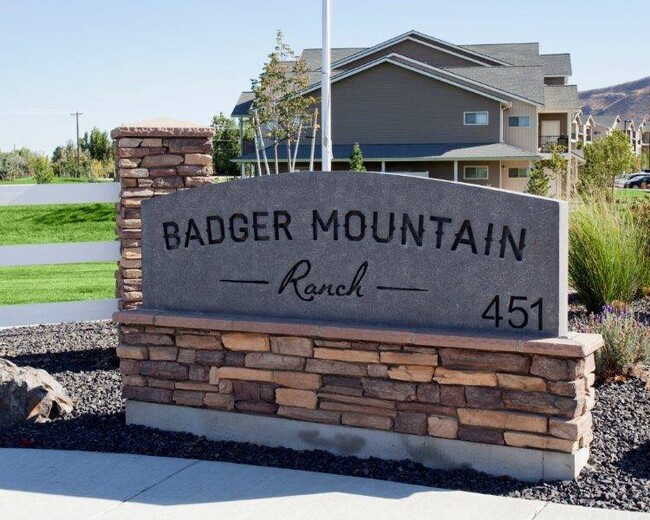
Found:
<box><xmin>539</xmin><ymin>135</ymin><xmax>568</xmax><ymax>153</ymax></box>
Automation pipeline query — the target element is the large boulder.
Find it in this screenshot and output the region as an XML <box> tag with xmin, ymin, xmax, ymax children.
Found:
<box><xmin>0</xmin><ymin>359</ymin><xmax>73</xmax><ymax>427</ymax></box>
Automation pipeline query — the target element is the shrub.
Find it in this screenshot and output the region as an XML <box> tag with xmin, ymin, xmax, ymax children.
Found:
<box><xmin>580</xmin><ymin>305</ymin><xmax>650</xmax><ymax>380</ymax></box>
<box><xmin>569</xmin><ymin>197</ymin><xmax>650</xmax><ymax>312</ymax></box>
<box><xmin>349</xmin><ymin>143</ymin><xmax>366</xmax><ymax>172</ymax></box>
<box><xmin>29</xmin><ymin>156</ymin><xmax>54</xmax><ymax>184</ymax></box>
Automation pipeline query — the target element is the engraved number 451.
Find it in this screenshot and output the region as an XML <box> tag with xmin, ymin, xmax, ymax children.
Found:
<box><xmin>481</xmin><ymin>296</ymin><xmax>543</xmax><ymax>331</ymax></box>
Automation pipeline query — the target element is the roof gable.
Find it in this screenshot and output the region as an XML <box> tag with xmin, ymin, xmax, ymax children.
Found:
<box><xmin>331</xmin><ymin>31</ymin><xmax>509</xmax><ymax>70</ymax></box>
<box><xmin>449</xmin><ymin>65</ymin><xmax>544</xmax><ymax>105</ymax></box>
<box><xmin>303</xmin><ymin>54</ymin><xmax>527</xmax><ymax>105</ymax></box>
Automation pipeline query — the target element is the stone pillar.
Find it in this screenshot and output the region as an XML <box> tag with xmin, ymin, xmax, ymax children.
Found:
<box><xmin>111</xmin><ymin>118</ymin><xmax>214</xmax><ymax>310</ymax></box>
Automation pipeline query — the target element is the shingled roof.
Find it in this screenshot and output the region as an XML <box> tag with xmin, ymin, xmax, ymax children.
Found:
<box><xmin>543</xmin><ymin>85</ymin><xmax>579</xmax><ymax>110</ymax></box>
<box><xmin>461</xmin><ymin>43</ymin><xmax>541</xmax><ymax>66</ymax></box>
<box><xmin>449</xmin><ymin>65</ymin><xmax>545</xmax><ymax>105</ymax></box>
<box><xmin>541</xmin><ymin>54</ymin><xmax>572</xmax><ymax>76</ymax></box>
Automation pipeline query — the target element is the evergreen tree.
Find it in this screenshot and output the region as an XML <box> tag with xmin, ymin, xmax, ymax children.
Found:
<box><xmin>525</xmin><ymin>161</ymin><xmax>551</xmax><ymax>196</ymax></box>
<box><xmin>349</xmin><ymin>143</ymin><xmax>366</xmax><ymax>172</ymax></box>
<box><xmin>211</xmin><ymin>113</ymin><xmax>244</xmax><ymax>176</ymax></box>
<box><xmin>29</xmin><ymin>155</ymin><xmax>54</xmax><ymax>184</ymax></box>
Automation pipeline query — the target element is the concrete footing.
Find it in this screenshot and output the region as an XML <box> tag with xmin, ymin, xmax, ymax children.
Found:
<box><xmin>126</xmin><ymin>400</ymin><xmax>589</xmax><ymax>482</ymax></box>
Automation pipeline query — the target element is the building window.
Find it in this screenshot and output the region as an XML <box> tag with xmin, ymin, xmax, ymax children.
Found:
<box><xmin>508</xmin><ymin>116</ymin><xmax>530</xmax><ymax>128</ymax></box>
<box><xmin>464</xmin><ymin>111</ymin><xmax>489</xmax><ymax>125</ymax></box>
<box><xmin>508</xmin><ymin>167</ymin><xmax>529</xmax><ymax>178</ymax></box>
<box><xmin>463</xmin><ymin>166</ymin><xmax>489</xmax><ymax>179</ymax></box>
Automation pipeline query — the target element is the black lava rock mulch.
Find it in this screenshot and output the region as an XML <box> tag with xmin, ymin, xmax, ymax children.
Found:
<box><xmin>0</xmin><ymin>322</ymin><xmax>649</xmax><ymax>512</ymax></box>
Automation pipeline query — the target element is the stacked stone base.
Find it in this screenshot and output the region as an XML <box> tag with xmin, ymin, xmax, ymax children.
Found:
<box><xmin>111</xmin><ymin>120</ymin><xmax>215</xmax><ymax>310</ymax></box>
<box><xmin>115</xmin><ymin>310</ymin><xmax>602</xmax><ymax>481</ymax></box>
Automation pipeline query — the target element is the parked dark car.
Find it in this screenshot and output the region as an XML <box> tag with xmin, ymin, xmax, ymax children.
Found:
<box><xmin>623</xmin><ymin>174</ymin><xmax>650</xmax><ymax>189</ymax></box>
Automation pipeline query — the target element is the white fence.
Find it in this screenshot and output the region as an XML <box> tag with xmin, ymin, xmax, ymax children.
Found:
<box><xmin>0</xmin><ymin>183</ymin><xmax>121</xmax><ymax>328</ymax></box>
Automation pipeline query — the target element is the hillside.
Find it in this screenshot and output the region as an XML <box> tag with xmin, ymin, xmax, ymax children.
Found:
<box><xmin>579</xmin><ymin>76</ymin><xmax>650</xmax><ymax>120</ymax></box>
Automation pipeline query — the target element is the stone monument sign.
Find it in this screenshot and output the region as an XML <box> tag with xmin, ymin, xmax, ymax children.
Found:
<box><xmin>141</xmin><ymin>172</ymin><xmax>567</xmax><ymax>337</ymax></box>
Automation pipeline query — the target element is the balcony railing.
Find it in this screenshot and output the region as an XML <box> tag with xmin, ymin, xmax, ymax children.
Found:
<box><xmin>539</xmin><ymin>135</ymin><xmax>568</xmax><ymax>153</ymax></box>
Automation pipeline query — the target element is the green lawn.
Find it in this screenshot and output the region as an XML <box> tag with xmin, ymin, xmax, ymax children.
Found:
<box><xmin>0</xmin><ymin>203</ymin><xmax>115</xmax><ymax>245</ymax></box>
<box><xmin>0</xmin><ymin>262</ymin><xmax>116</xmax><ymax>305</ymax></box>
<box><xmin>0</xmin><ymin>176</ymin><xmax>112</xmax><ymax>185</ymax></box>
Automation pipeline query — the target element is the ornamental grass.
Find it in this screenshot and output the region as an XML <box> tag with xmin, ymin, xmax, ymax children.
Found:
<box><xmin>569</xmin><ymin>198</ymin><xmax>650</xmax><ymax>313</ymax></box>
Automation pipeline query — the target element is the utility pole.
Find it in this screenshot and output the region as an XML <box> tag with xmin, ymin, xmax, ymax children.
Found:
<box><xmin>70</xmin><ymin>111</ymin><xmax>83</xmax><ymax>175</ymax></box>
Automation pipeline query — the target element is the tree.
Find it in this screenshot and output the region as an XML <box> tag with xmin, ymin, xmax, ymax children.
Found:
<box><xmin>580</xmin><ymin>130</ymin><xmax>636</xmax><ymax>197</ymax></box>
<box><xmin>349</xmin><ymin>143</ymin><xmax>366</xmax><ymax>172</ymax></box>
<box><xmin>80</xmin><ymin>128</ymin><xmax>113</xmax><ymax>163</ymax></box>
<box><xmin>29</xmin><ymin>155</ymin><xmax>54</xmax><ymax>184</ymax></box>
<box><xmin>52</xmin><ymin>140</ymin><xmax>91</xmax><ymax>178</ymax></box>
<box><xmin>211</xmin><ymin>113</ymin><xmax>245</xmax><ymax>176</ymax></box>
<box><xmin>251</xmin><ymin>30</ymin><xmax>316</xmax><ymax>175</ymax></box>
<box><xmin>0</xmin><ymin>148</ymin><xmax>38</xmax><ymax>180</ymax></box>
<box><xmin>525</xmin><ymin>161</ymin><xmax>551</xmax><ymax>196</ymax></box>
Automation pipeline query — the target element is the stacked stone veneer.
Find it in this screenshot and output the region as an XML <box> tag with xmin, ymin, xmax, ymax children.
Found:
<box><xmin>111</xmin><ymin>120</ymin><xmax>215</xmax><ymax>310</ymax></box>
<box><xmin>115</xmin><ymin>314</ymin><xmax>602</xmax><ymax>454</ymax></box>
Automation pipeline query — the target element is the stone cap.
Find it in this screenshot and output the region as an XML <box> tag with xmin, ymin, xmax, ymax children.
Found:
<box><xmin>111</xmin><ymin>117</ymin><xmax>214</xmax><ymax>138</ymax></box>
<box><xmin>113</xmin><ymin>309</ymin><xmax>603</xmax><ymax>358</ymax></box>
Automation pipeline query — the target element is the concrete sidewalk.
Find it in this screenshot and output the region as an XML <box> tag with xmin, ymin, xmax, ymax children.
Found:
<box><xmin>0</xmin><ymin>449</ymin><xmax>647</xmax><ymax>520</ymax></box>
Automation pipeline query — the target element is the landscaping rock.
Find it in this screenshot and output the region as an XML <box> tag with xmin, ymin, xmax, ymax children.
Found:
<box><xmin>0</xmin><ymin>359</ymin><xmax>72</xmax><ymax>426</ymax></box>
<box><xmin>1</xmin><ymin>321</ymin><xmax>649</xmax><ymax>513</ymax></box>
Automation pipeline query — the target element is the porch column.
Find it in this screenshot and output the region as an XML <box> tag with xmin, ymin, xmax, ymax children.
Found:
<box><xmin>381</xmin><ymin>161</ymin><xmax>386</xmax><ymax>173</ymax></box>
<box><xmin>453</xmin><ymin>161</ymin><xmax>458</xmax><ymax>182</ymax></box>
<box><xmin>498</xmin><ymin>161</ymin><xmax>502</xmax><ymax>189</ymax></box>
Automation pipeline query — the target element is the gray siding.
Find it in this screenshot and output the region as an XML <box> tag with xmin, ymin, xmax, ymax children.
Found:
<box><xmin>342</xmin><ymin>39</ymin><xmax>485</xmax><ymax>69</ymax></box>
<box><xmin>311</xmin><ymin>63</ymin><xmax>501</xmax><ymax>145</ymax></box>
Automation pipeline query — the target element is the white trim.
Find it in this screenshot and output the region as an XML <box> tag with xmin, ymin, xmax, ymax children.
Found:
<box><xmin>0</xmin><ymin>299</ymin><xmax>118</xmax><ymax>328</ymax></box>
<box><xmin>0</xmin><ymin>183</ymin><xmax>120</xmax><ymax>206</ymax></box>
<box><xmin>330</xmin><ymin>31</ymin><xmax>510</xmax><ymax>70</ymax></box>
<box><xmin>463</xmin><ymin>111</ymin><xmax>489</xmax><ymax>126</ymax></box>
<box><xmin>463</xmin><ymin>165</ymin><xmax>489</xmax><ymax>180</ymax></box>
<box><xmin>0</xmin><ymin>241</ymin><xmax>120</xmax><ymax>267</ymax></box>
<box><xmin>507</xmin><ymin>115</ymin><xmax>531</xmax><ymax>128</ymax></box>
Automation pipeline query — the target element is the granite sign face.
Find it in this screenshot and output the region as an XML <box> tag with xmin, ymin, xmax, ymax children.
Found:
<box><xmin>141</xmin><ymin>172</ymin><xmax>568</xmax><ymax>337</ymax></box>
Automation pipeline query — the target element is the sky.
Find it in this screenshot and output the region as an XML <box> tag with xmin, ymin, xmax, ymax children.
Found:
<box><xmin>1</xmin><ymin>0</ymin><xmax>648</xmax><ymax>153</ymax></box>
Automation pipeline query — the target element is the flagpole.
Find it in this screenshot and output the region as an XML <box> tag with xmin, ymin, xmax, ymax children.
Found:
<box><xmin>321</xmin><ymin>0</ymin><xmax>332</xmax><ymax>171</ymax></box>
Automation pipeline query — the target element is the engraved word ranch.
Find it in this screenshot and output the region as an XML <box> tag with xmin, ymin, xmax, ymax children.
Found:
<box><xmin>141</xmin><ymin>172</ymin><xmax>568</xmax><ymax>337</ymax></box>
